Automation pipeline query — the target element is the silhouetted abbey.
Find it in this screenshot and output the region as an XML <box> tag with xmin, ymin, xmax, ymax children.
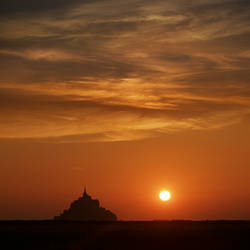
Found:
<box><xmin>54</xmin><ymin>186</ymin><xmax>117</xmax><ymax>221</ymax></box>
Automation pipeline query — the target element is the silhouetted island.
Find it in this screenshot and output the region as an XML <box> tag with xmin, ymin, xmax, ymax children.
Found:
<box><xmin>54</xmin><ymin>187</ymin><xmax>117</xmax><ymax>221</ymax></box>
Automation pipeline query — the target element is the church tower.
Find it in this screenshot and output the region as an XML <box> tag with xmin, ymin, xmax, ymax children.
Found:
<box><xmin>83</xmin><ymin>185</ymin><xmax>90</xmax><ymax>199</ymax></box>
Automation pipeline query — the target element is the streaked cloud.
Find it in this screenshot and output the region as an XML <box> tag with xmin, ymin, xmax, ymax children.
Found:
<box><xmin>1</xmin><ymin>0</ymin><xmax>250</xmax><ymax>142</ymax></box>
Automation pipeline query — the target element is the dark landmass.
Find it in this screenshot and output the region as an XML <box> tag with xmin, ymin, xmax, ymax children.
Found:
<box><xmin>0</xmin><ymin>220</ymin><xmax>250</xmax><ymax>250</ymax></box>
<box><xmin>54</xmin><ymin>187</ymin><xmax>117</xmax><ymax>221</ymax></box>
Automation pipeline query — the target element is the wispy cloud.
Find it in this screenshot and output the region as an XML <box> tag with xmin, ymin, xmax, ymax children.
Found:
<box><xmin>1</xmin><ymin>0</ymin><xmax>250</xmax><ymax>142</ymax></box>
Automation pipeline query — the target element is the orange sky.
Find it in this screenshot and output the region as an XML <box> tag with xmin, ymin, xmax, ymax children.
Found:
<box><xmin>0</xmin><ymin>0</ymin><xmax>250</xmax><ymax>220</ymax></box>
<box><xmin>1</xmin><ymin>123</ymin><xmax>250</xmax><ymax>220</ymax></box>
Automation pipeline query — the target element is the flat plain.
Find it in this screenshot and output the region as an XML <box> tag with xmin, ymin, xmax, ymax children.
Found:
<box><xmin>1</xmin><ymin>221</ymin><xmax>250</xmax><ymax>250</ymax></box>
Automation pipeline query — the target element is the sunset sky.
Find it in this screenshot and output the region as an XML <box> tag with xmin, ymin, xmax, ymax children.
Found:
<box><xmin>1</xmin><ymin>0</ymin><xmax>250</xmax><ymax>220</ymax></box>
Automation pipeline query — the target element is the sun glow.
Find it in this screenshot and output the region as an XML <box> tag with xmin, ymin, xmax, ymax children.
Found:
<box><xmin>159</xmin><ymin>190</ymin><xmax>171</xmax><ymax>201</ymax></box>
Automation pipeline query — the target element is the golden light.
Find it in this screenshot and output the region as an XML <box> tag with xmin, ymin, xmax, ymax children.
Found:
<box><xmin>159</xmin><ymin>190</ymin><xmax>171</xmax><ymax>201</ymax></box>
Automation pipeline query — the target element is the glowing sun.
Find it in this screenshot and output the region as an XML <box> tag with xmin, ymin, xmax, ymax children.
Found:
<box><xmin>159</xmin><ymin>190</ymin><xmax>171</xmax><ymax>201</ymax></box>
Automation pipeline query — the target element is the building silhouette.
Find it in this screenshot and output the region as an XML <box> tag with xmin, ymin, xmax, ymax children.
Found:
<box><xmin>54</xmin><ymin>186</ymin><xmax>117</xmax><ymax>221</ymax></box>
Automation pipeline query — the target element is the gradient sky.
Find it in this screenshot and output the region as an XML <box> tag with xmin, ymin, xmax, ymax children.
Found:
<box><xmin>1</xmin><ymin>0</ymin><xmax>250</xmax><ymax>220</ymax></box>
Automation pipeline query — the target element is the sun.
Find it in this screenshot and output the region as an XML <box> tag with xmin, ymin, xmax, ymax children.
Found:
<box><xmin>159</xmin><ymin>190</ymin><xmax>171</xmax><ymax>201</ymax></box>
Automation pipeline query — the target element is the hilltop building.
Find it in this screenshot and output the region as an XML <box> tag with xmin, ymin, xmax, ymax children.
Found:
<box><xmin>54</xmin><ymin>186</ymin><xmax>117</xmax><ymax>221</ymax></box>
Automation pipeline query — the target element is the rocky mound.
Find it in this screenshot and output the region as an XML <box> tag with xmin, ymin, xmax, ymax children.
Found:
<box><xmin>54</xmin><ymin>187</ymin><xmax>117</xmax><ymax>221</ymax></box>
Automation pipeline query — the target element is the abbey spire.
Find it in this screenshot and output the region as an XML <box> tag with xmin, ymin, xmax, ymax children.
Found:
<box><xmin>83</xmin><ymin>185</ymin><xmax>90</xmax><ymax>199</ymax></box>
